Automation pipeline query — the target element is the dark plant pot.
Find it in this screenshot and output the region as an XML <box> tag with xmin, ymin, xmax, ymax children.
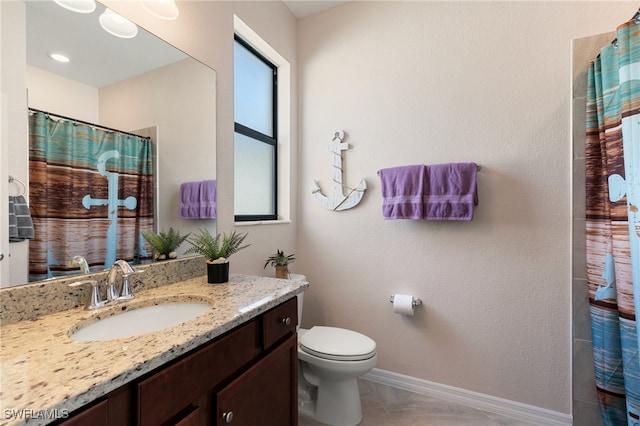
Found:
<box><xmin>207</xmin><ymin>262</ymin><xmax>229</xmax><ymax>284</ymax></box>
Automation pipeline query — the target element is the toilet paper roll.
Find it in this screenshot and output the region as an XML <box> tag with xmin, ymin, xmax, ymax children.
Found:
<box><xmin>393</xmin><ymin>294</ymin><xmax>415</xmax><ymax>316</ymax></box>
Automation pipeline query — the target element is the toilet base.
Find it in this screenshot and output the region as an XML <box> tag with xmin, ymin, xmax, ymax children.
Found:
<box><xmin>298</xmin><ymin>377</ymin><xmax>363</xmax><ymax>426</ymax></box>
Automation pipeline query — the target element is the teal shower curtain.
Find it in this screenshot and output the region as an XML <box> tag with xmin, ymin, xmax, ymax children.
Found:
<box><xmin>586</xmin><ymin>15</ymin><xmax>640</xmax><ymax>426</ymax></box>
<box><xmin>28</xmin><ymin>111</ymin><xmax>154</xmax><ymax>280</ymax></box>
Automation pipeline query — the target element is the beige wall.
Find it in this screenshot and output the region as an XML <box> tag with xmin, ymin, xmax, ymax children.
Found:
<box><xmin>27</xmin><ymin>66</ymin><xmax>99</xmax><ymax>123</ymax></box>
<box><xmin>99</xmin><ymin>58</ymin><xmax>216</xmax><ymax>251</ymax></box>
<box><xmin>295</xmin><ymin>1</ymin><xmax>632</xmax><ymax>415</ymax></box>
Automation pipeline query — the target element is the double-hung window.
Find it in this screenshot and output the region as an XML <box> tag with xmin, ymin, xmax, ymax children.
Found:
<box><xmin>234</xmin><ymin>35</ymin><xmax>277</xmax><ymax>221</ymax></box>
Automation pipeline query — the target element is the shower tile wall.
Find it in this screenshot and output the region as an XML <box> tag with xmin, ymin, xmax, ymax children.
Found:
<box><xmin>572</xmin><ymin>32</ymin><xmax>614</xmax><ymax>426</ymax></box>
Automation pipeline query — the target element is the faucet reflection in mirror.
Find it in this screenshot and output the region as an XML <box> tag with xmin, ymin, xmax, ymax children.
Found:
<box><xmin>28</xmin><ymin>111</ymin><xmax>155</xmax><ymax>281</ymax></box>
<box><xmin>68</xmin><ymin>255</ymin><xmax>90</xmax><ymax>274</ymax></box>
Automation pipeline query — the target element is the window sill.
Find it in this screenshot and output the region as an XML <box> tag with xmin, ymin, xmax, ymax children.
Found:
<box><xmin>234</xmin><ymin>219</ymin><xmax>292</xmax><ymax>227</ymax></box>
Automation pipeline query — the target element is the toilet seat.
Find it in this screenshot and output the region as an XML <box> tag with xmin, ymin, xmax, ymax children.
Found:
<box><xmin>299</xmin><ymin>326</ymin><xmax>376</xmax><ymax>361</ymax></box>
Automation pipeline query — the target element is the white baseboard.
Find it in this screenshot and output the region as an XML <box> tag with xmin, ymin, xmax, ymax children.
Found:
<box><xmin>362</xmin><ymin>368</ymin><xmax>572</xmax><ymax>426</ymax></box>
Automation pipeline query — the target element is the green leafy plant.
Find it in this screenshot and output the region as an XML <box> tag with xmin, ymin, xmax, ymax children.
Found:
<box><xmin>185</xmin><ymin>229</ymin><xmax>250</xmax><ymax>263</ymax></box>
<box><xmin>264</xmin><ymin>250</ymin><xmax>296</xmax><ymax>269</ymax></box>
<box><xmin>141</xmin><ymin>227</ymin><xmax>190</xmax><ymax>260</ymax></box>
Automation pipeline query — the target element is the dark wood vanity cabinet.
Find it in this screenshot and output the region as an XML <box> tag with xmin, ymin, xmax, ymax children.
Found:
<box><xmin>216</xmin><ymin>297</ymin><xmax>298</xmax><ymax>426</ymax></box>
<box><xmin>56</xmin><ymin>297</ymin><xmax>298</xmax><ymax>426</ymax></box>
<box><xmin>216</xmin><ymin>333</ymin><xmax>297</xmax><ymax>425</ymax></box>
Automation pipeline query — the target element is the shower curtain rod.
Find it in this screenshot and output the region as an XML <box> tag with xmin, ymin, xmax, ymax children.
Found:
<box><xmin>28</xmin><ymin>107</ymin><xmax>151</xmax><ymax>140</ymax></box>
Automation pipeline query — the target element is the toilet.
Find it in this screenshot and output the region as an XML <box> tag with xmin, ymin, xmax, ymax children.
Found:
<box><xmin>292</xmin><ymin>274</ymin><xmax>377</xmax><ymax>426</ymax></box>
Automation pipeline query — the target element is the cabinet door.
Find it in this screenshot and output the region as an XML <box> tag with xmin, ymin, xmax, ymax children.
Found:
<box><xmin>216</xmin><ymin>334</ymin><xmax>297</xmax><ymax>426</ymax></box>
<box><xmin>138</xmin><ymin>319</ymin><xmax>261</xmax><ymax>426</ymax></box>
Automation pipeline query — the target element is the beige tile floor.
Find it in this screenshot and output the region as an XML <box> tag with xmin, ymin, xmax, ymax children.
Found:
<box><xmin>298</xmin><ymin>379</ymin><xmax>542</xmax><ymax>426</ymax></box>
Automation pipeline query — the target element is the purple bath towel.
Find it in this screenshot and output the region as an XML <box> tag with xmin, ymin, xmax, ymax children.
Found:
<box><xmin>379</xmin><ymin>165</ymin><xmax>426</xmax><ymax>220</ymax></box>
<box><xmin>424</xmin><ymin>162</ymin><xmax>478</xmax><ymax>221</ymax></box>
<box><xmin>179</xmin><ymin>180</ymin><xmax>216</xmax><ymax>219</ymax></box>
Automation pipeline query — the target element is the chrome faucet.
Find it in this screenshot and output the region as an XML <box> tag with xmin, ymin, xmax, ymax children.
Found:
<box><xmin>107</xmin><ymin>259</ymin><xmax>141</xmax><ymax>301</ymax></box>
<box><xmin>69</xmin><ymin>260</ymin><xmax>143</xmax><ymax>310</ymax></box>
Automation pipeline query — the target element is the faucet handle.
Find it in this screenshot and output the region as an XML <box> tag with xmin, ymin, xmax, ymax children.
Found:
<box><xmin>119</xmin><ymin>270</ymin><xmax>143</xmax><ymax>300</ymax></box>
<box><xmin>69</xmin><ymin>279</ymin><xmax>104</xmax><ymax>310</ymax></box>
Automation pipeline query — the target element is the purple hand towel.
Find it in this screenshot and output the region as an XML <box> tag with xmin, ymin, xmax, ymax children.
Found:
<box><xmin>379</xmin><ymin>165</ymin><xmax>426</xmax><ymax>219</ymax></box>
<box><xmin>423</xmin><ymin>162</ymin><xmax>478</xmax><ymax>221</ymax></box>
<box><xmin>179</xmin><ymin>180</ymin><xmax>216</xmax><ymax>219</ymax></box>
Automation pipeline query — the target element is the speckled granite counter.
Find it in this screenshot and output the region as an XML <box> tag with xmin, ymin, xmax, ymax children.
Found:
<box><xmin>0</xmin><ymin>272</ymin><xmax>308</xmax><ymax>426</ymax></box>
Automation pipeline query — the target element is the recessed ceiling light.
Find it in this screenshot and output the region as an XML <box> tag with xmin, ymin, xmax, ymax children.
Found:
<box><xmin>52</xmin><ymin>0</ymin><xmax>96</xmax><ymax>14</ymax></box>
<box><xmin>99</xmin><ymin>9</ymin><xmax>138</xmax><ymax>39</ymax></box>
<box><xmin>49</xmin><ymin>52</ymin><xmax>70</xmax><ymax>63</ymax></box>
<box><xmin>142</xmin><ymin>0</ymin><xmax>179</xmax><ymax>21</ymax></box>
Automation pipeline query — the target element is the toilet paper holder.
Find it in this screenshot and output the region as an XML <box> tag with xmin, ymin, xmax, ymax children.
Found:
<box><xmin>389</xmin><ymin>295</ymin><xmax>422</xmax><ymax>307</ymax></box>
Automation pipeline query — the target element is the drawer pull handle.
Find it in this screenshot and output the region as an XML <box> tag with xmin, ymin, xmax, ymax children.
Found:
<box><xmin>222</xmin><ymin>411</ymin><xmax>234</xmax><ymax>423</ymax></box>
<box><xmin>281</xmin><ymin>317</ymin><xmax>291</xmax><ymax>326</ymax></box>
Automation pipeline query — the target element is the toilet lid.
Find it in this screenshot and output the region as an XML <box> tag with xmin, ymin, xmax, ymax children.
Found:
<box><xmin>299</xmin><ymin>326</ymin><xmax>376</xmax><ymax>361</ymax></box>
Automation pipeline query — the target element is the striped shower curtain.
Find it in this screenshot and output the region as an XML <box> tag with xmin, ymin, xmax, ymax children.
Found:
<box><xmin>586</xmin><ymin>16</ymin><xmax>640</xmax><ymax>426</ymax></box>
<box><xmin>28</xmin><ymin>111</ymin><xmax>154</xmax><ymax>281</ymax></box>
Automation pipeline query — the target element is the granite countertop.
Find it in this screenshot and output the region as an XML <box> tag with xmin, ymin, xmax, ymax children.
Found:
<box><xmin>0</xmin><ymin>273</ymin><xmax>308</xmax><ymax>426</ymax></box>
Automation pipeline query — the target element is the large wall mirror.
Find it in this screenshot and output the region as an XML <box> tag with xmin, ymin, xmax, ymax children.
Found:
<box><xmin>2</xmin><ymin>0</ymin><xmax>217</xmax><ymax>287</ymax></box>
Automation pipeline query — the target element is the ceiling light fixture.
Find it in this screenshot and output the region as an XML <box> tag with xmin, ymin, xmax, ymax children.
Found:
<box><xmin>142</xmin><ymin>0</ymin><xmax>180</xmax><ymax>21</ymax></box>
<box><xmin>48</xmin><ymin>52</ymin><xmax>70</xmax><ymax>63</ymax></box>
<box><xmin>99</xmin><ymin>9</ymin><xmax>138</xmax><ymax>39</ymax></box>
<box><xmin>52</xmin><ymin>0</ymin><xmax>96</xmax><ymax>14</ymax></box>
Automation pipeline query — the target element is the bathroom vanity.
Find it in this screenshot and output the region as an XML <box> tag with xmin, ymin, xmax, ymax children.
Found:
<box><xmin>59</xmin><ymin>298</ymin><xmax>297</xmax><ymax>426</ymax></box>
<box><xmin>0</xmin><ymin>262</ymin><xmax>307</xmax><ymax>426</ymax></box>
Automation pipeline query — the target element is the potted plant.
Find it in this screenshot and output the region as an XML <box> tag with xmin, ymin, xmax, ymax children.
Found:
<box><xmin>185</xmin><ymin>229</ymin><xmax>250</xmax><ymax>283</ymax></box>
<box><xmin>264</xmin><ymin>249</ymin><xmax>295</xmax><ymax>279</ymax></box>
<box><xmin>141</xmin><ymin>227</ymin><xmax>190</xmax><ymax>261</ymax></box>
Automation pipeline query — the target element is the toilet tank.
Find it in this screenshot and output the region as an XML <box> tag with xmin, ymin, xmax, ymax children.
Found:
<box><xmin>289</xmin><ymin>274</ymin><xmax>307</xmax><ymax>329</ymax></box>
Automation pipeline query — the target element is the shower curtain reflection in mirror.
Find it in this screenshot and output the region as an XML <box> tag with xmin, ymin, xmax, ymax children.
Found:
<box><xmin>28</xmin><ymin>111</ymin><xmax>154</xmax><ymax>281</ymax></box>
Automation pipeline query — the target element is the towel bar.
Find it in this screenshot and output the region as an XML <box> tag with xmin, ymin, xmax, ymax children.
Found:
<box><xmin>377</xmin><ymin>163</ymin><xmax>480</xmax><ymax>176</ymax></box>
<box><xmin>8</xmin><ymin>175</ymin><xmax>26</xmax><ymax>195</ymax></box>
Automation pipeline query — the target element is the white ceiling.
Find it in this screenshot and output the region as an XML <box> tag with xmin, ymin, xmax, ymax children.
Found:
<box><xmin>24</xmin><ymin>0</ymin><xmax>187</xmax><ymax>88</ymax></box>
<box><xmin>283</xmin><ymin>1</ymin><xmax>350</xmax><ymax>18</ymax></box>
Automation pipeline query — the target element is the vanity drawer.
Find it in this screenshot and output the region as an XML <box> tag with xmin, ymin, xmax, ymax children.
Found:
<box><xmin>56</xmin><ymin>399</ymin><xmax>108</xmax><ymax>426</ymax></box>
<box><xmin>137</xmin><ymin>319</ymin><xmax>261</xmax><ymax>426</ymax></box>
<box><xmin>263</xmin><ymin>297</ymin><xmax>297</xmax><ymax>349</ymax></box>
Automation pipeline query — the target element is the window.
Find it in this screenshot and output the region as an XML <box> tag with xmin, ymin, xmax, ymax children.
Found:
<box><xmin>234</xmin><ymin>35</ymin><xmax>277</xmax><ymax>221</ymax></box>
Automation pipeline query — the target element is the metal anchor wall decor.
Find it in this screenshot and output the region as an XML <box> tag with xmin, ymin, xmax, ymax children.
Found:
<box><xmin>311</xmin><ymin>130</ymin><xmax>367</xmax><ymax>211</ymax></box>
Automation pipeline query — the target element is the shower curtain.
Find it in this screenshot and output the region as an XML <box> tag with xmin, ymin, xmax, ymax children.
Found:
<box><xmin>586</xmin><ymin>15</ymin><xmax>640</xmax><ymax>426</ymax></box>
<box><xmin>28</xmin><ymin>111</ymin><xmax>154</xmax><ymax>280</ymax></box>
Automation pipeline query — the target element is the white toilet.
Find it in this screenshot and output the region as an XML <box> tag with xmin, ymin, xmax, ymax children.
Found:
<box><xmin>292</xmin><ymin>275</ymin><xmax>377</xmax><ymax>426</ymax></box>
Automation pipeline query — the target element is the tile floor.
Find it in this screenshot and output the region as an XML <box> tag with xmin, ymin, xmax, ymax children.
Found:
<box><xmin>298</xmin><ymin>379</ymin><xmax>542</xmax><ymax>426</ymax></box>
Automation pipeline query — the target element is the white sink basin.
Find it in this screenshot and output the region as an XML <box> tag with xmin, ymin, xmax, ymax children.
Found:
<box><xmin>70</xmin><ymin>302</ymin><xmax>212</xmax><ymax>342</ymax></box>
